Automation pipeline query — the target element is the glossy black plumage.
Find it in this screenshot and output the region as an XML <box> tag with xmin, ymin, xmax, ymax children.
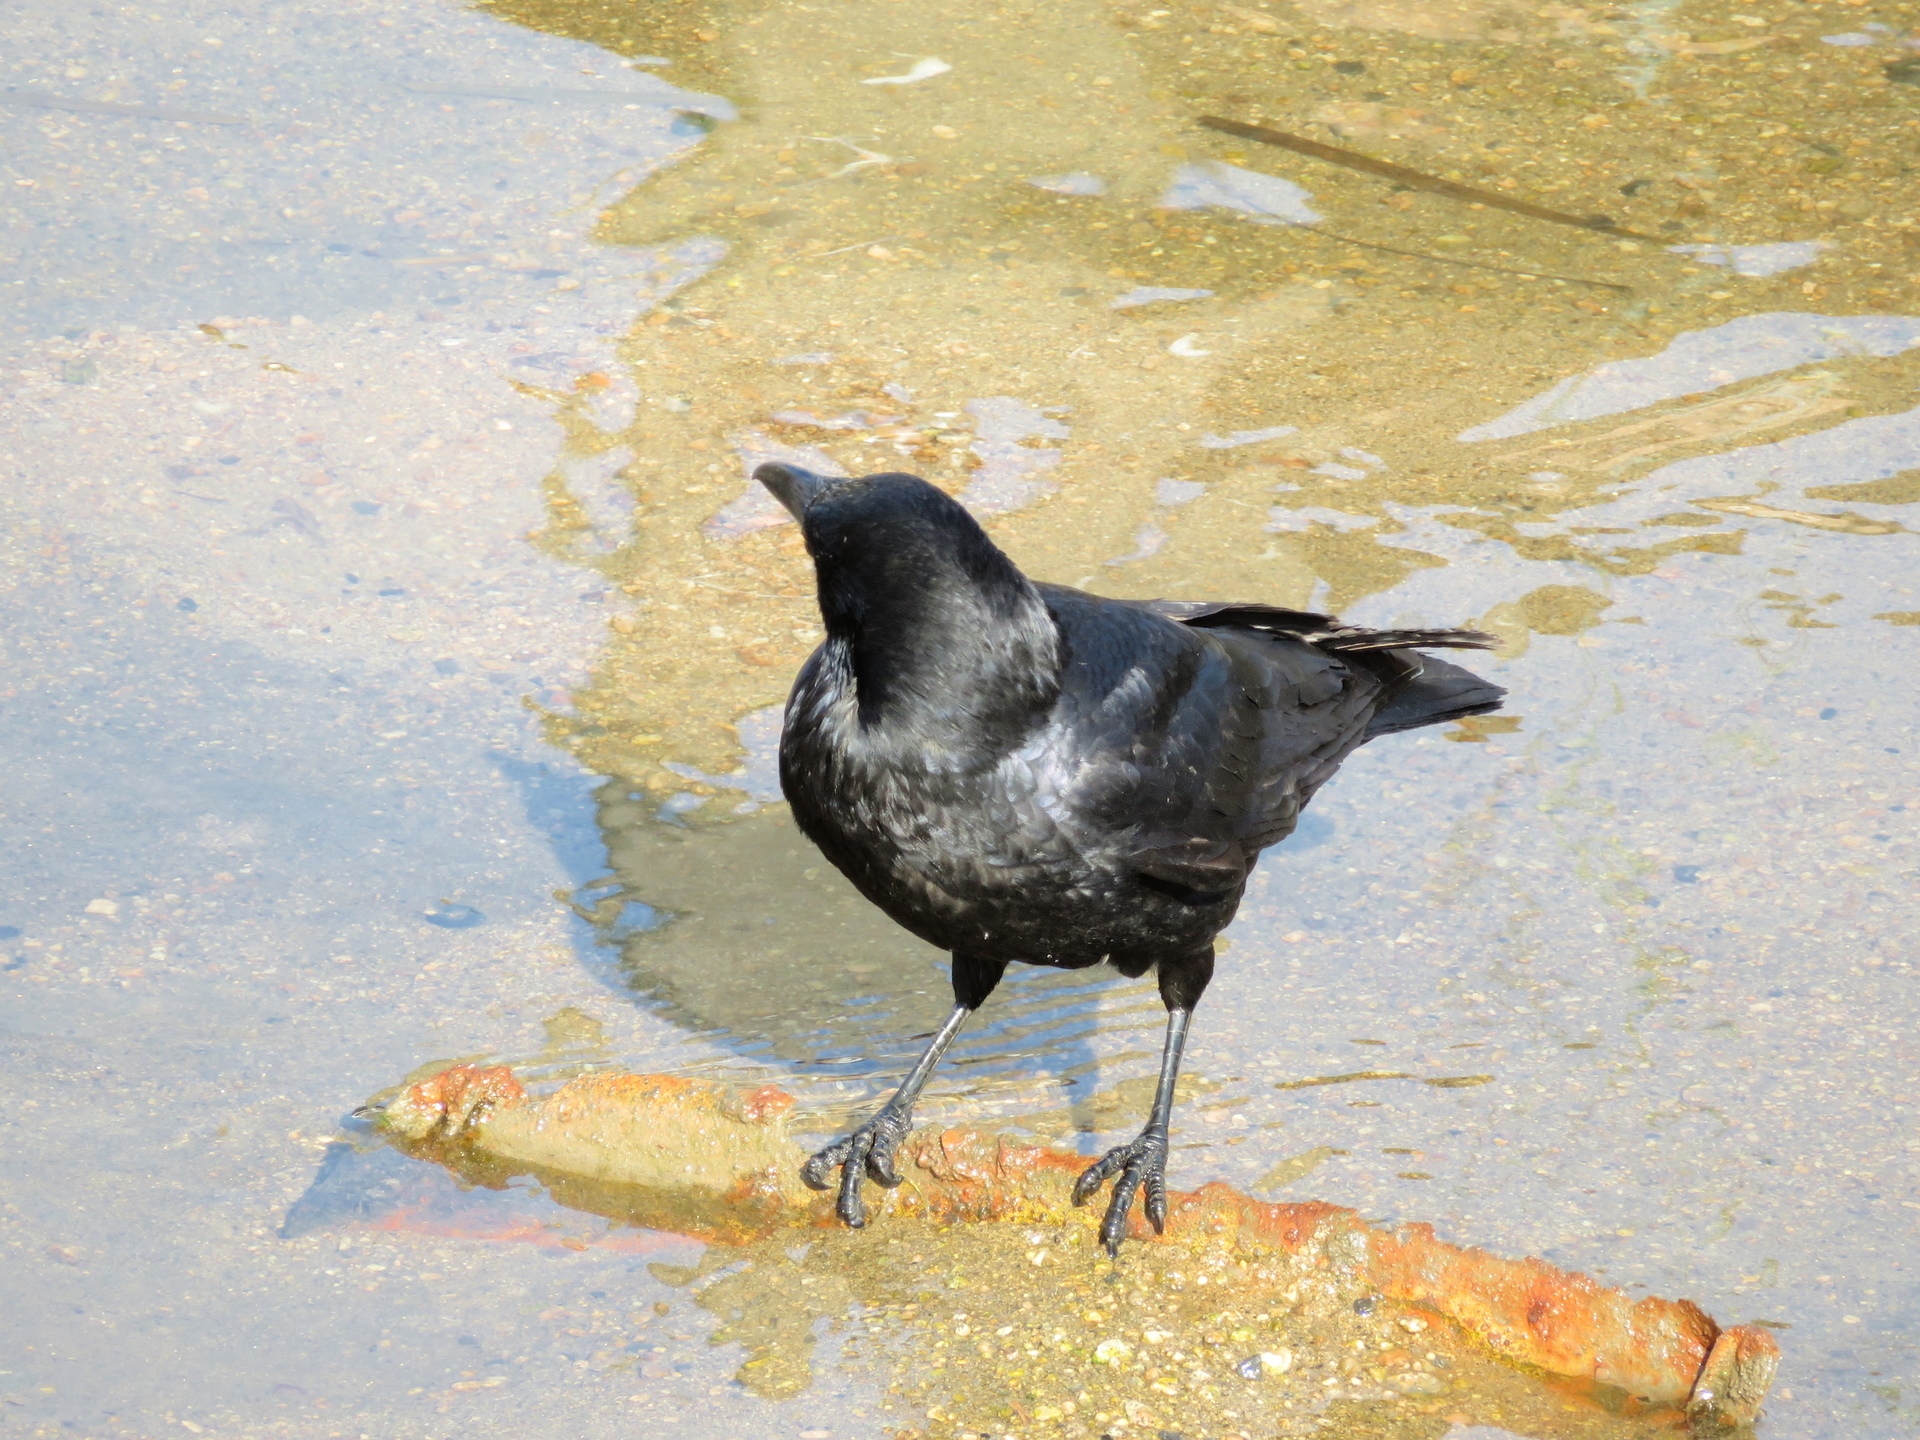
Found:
<box><xmin>755</xmin><ymin>463</ymin><xmax>1503</xmax><ymax>1251</ymax></box>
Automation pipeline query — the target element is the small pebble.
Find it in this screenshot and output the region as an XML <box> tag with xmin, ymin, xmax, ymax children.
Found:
<box><xmin>1235</xmin><ymin>1348</ymin><xmax>1294</xmax><ymax>1378</ymax></box>
<box><xmin>423</xmin><ymin>902</ymin><xmax>485</xmax><ymax>929</ymax></box>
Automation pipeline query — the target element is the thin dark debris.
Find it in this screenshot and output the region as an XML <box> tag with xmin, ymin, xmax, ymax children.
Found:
<box><xmin>0</xmin><ymin>90</ymin><xmax>248</xmax><ymax>125</ymax></box>
<box><xmin>1292</xmin><ymin>224</ymin><xmax>1632</xmax><ymax>293</ymax></box>
<box><xmin>1275</xmin><ymin>1070</ymin><xmax>1415</xmax><ymax>1090</ymax></box>
<box><xmin>1199</xmin><ymin>115</ymin><xmax>1661</xmax><ymax>241</ymax></box>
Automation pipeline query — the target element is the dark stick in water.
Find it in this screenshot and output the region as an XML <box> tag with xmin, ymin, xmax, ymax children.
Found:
<box><xmin>1199</xmin><ymin>115</ymin><xmax>1662</xmax><ymax>242</ymax></box>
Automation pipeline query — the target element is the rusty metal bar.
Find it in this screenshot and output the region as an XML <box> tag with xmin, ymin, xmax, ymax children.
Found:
<box><xmin>373</xmin><ymin>1064</ymin><xmax>1777</xmax><ymax>1426</ymax></box>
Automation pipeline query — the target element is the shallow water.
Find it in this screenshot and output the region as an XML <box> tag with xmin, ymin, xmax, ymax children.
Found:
<box><xmin>2</xmin><ymin>0</ymin><xmax>1916</xmax><ymax>1435</ymax></box>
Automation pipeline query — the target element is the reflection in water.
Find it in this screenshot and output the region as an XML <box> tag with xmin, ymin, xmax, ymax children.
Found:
<box><xmin>582</xmin><ymin>796</ymin><xmax>951</xmax><ymax>1055</ymax></box>
<box><xmin>576</xmin><ymin>797</ymin><xmax>1165</xmax><ymax>1132</ymax></box>
<box><xmin>2</xmin><ymin>16</ymin><xmax>717</xmax><ymax>340</ymax></box>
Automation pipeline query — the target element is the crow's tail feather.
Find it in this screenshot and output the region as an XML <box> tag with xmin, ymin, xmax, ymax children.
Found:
<box><xmin>1365</xmin><ymin>653</ymin><xmax>1506</xmax><ymax>738</ymax></box>
<box><xmin>1315</xmin><ymin>627</ymin><xmax>1499</xmax><ymax>654</ymax></box>
<box><xmin>1147</xmin><ymin>601</ymin><xmax>1496</xmax><ymax>655</ymax></box>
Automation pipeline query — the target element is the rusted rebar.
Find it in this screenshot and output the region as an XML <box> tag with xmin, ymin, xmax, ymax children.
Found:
<box><xmin>374</xmin><ymin>1064</ymin><xmax>1778</xmax><ymax>1427</ymax></box>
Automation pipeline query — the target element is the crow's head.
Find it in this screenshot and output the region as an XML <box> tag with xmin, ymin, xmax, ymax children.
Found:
<box><xmin>756</xmin><ymin>464</ymin><xmax>1033</xmax><ymax>627</ymax></box>
<box><xmin>757</xmin><ymin>464</ymin><xmax>983</xmax><ymax>555</ymax></box>
<box><xmin>755</xmin><ymin>464</ymin><xmax>1060</xmax><ymax>732</ymax></box>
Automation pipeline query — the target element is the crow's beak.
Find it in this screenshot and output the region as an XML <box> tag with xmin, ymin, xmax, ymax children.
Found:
<box><xmin>755</xmin><ymin>462</ymin><xmax>833</xmax><ymax>520</ymax></box>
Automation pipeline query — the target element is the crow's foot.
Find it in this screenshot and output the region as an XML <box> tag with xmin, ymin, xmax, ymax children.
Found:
<box><xmin>800</xmin><ymin>1105</ymin><xmax>914</xmax><ymax>1229</ymax></box>
<box><xmin>1071</xmin><ymin>1128</ymin><xmax>1170</xmax><ymax>1256</ymax></box>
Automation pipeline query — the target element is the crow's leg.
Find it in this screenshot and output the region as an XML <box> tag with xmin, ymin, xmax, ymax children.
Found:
<box><xmin>1071</xmin><ymin>1009</ymin><xmax>1189</xmax><ymax>1254</ymax></box>
<box><xmin>801</xmin><ymin>1002</ymin><xmax>969</xmax><ymax>1227</ymax></box>
<box><xmin>802</xmin><ymin>953</ymin><xmax>1007</xmax><ymax>1229</ymax></box>
<box><xmin>1073</xmin><ymin>946</ymin><xmax>1214</xmax><ymax>1255</ymax></box>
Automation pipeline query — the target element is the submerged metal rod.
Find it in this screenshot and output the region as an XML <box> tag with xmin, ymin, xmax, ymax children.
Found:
<box><xmin>373</xmin><ymin>1062</ymin><xmax>1781</xmax><ymax>1427</ymax></box>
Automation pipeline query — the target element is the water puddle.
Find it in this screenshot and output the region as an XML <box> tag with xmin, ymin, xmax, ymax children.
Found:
<box><xmin>4</xmin><ymin>0</ymin><xmax>1917</xmax><ymax>1434</ymax></box>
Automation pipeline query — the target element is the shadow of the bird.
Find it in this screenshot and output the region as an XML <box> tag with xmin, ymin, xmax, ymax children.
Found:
<box><xmin>580</xmin><ymin>799</ymin><xmax>1210</xmax><ymax>1133</ymax></box>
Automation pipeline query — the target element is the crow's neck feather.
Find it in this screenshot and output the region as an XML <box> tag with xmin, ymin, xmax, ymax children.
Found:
<box><xmin>806</xmin><ymin>519</ymin><xmax>1062</xmax><ymax>762</ymax></box>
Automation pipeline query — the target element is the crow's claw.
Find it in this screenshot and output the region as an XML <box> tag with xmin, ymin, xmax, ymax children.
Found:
<box><xmin>800</xmin><ymin>1105</ymin><xmax>914</xmax><ymax>1229</ymax></box>
<box><xmin>1071</xmin><ymin>1128</ymin><xmax>1170</xmax><ymax>1256</ymax></box>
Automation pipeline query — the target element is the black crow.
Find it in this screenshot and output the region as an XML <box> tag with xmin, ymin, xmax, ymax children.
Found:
<box><xmin>755</xmin><ymin>463</ymin><xmax>1503</xmax><ymax>1254</ymax></box>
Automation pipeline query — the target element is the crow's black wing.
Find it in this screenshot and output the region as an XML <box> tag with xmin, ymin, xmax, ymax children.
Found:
<box><xmin>803</xmin><ymin>588</ymin><xmax>1501</xmax><ymax>912</ymax></box>
<box><xmin>1042</xmin><ymin>589</ymin><xmax>1387</xmax><ymax>880</ymax></box>
<box><xmin>1136</xmin><ymin>598</ymin><xmax>1505</xmax><ymax>853</ymax></box>
<box><xmin>1193</xmin><ymin>624</ymin><xmax>1387</xmax><ymax>857</ymax></box>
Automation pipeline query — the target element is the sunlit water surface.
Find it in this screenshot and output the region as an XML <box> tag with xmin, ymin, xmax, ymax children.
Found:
<box><xmin>2</xmin><ymin>0</ymin><xmax>1916</xmax><ymax>1435</ymax></box>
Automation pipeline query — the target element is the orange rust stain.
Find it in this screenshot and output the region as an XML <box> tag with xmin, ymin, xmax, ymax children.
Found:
<box><xmin>543</xmin><ymin>1072</ymin><xmax>704</xmax><ymax>1113</ymax></box>
<box><xmin>733</xmin><ymin>1083</ymin><xmax>797</xmax><ymax>1122</ymax></box>
<box><xmin>402</xmin><ymin>1063</ymin><xmax>527</xmax><ymax>1135</ymax></box>
<box><xmin>1252</xmin><ymin>1200</ymin><xmax>1356</xmax><ymax>1252</ymax></box>
<box><xmin>1365</xmin><ymin>1221</ymin><xmax>1718</xmax><ymax>1403</ymax></box>
<box><xmin>365</xmin><ymin>1206</ymin><xmax>551</xmax><ymax>1244</ymax></box>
